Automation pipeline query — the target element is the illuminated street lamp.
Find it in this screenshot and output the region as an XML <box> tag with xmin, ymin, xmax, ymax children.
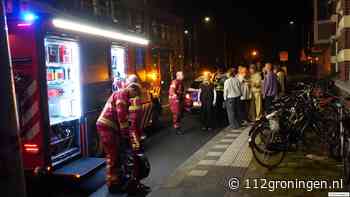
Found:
<box><xmin>251</xmin><ymin>50</ymin><xmax>258</xmax><ymax>57</ymax></box>
<box><xmin>204</xmin><ymin>16</ymin><xmax>211</xmax><ymax>23</ymax></box>
<box><xmin>289</xmin><ymin>20</ymin><xmax>295</xmax><ymax>25</ymax></box>
<box><xmin>184</xmin><ymin>29</ymin><xmax>189</xmax><ymax>35</ymax></box>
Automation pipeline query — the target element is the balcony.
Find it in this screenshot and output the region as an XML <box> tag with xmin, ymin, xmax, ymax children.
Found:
<box><xmin>314</xmin><ymin>19</ymin><xmax>336</xmax><ymax>45</ymax></box>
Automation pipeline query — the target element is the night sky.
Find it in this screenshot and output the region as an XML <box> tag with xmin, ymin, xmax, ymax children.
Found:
<box><xmin>172</xmin><ymin>0</ymin><xmax>314</xmax><ymax>65</ymax></box>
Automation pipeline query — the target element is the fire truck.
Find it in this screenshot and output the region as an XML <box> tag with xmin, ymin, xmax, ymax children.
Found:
<box><xmin>7</xmin><ymin>11</ymin><xmax>161</xmax><ymax>179</ymax></box>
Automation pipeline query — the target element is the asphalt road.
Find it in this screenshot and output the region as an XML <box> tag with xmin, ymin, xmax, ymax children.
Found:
<box><xmin>27</xmin><ymin>109</ymin><xmax>222</xmax><ymax>197</ymax></box>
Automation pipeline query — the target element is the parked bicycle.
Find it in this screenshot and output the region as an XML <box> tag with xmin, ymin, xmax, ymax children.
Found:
<box><xmin>249</xmin><ymin>83</ymin><xmax>336</xmax><ymax>169</ymax></box>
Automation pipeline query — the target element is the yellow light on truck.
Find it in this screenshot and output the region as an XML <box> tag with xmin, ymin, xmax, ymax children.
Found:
<box><xmin>203</xmin><ymin>71</ymin><xmax>210</xmax><ymax>76</ymax></box>
<box><xmin>52</xmin><ymin>18</ymin><xmax>149</xmax><ymax>45</ymax></box>
<box><xmin>147</xmin><ymin>72</ymin><xmax>158</xmax><ymax>81</ymax></box>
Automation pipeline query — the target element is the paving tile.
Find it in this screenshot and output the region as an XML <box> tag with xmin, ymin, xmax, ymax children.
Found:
<box><xmin>206</xmin><ymin>151</ymin><xmax>223</xmax><ymax>157</ymax></box>
<box><xmin>213</xmin><ymin>144</ymin><xmax>230</xmax><ymax>149</ymax></box>
<box><xmin>216</xmin><ymin>128</ymin><xmax>250</xmax><ymax>166</ymax></box>
<box><xmin>220</xmin><ymin>139</ymin><xmax>235</xmax><ymax>143</ymax></box>
<box><xmin>225</xmin><ymin>133</ymin><xmax>239</xmax><ymax>138</ymax></box>
<box><xmin>198</xmin><ymin>159</ymin><xmax>217</xmax><ymax>166</ymax></box>
<box><xmin>188</xmin><ymin>170</ymin><xmax>208</xmax><ymax>177</ymax></box>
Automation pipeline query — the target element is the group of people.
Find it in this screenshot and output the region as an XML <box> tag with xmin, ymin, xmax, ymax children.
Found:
<box><xmin>223</xmin><ymin>62</ymin><xmax>286</xmax><ymax>129</ymax></box>
<box><xmin>197</xmin><ymin>62</ymin><xmax>286</xmax><ymax>130</ymax></box>
<box><xmin>96</xmin><ymin>65</ymin><xmax>286</xmax><ymax>194</ymax></box>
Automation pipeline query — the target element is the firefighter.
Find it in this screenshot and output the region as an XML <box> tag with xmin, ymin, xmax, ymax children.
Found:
<box><xmin>96</xmin><ymin>75</ymin><xmax>150</xmax><ymax>194</ymax></box>
<box><xmin>169</xmin><ymin>71</ymin><xmax>185</xmax><ymax>135</ymax></box>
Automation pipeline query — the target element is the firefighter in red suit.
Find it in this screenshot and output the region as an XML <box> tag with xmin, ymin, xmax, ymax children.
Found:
<box><xmin>169</xmin><ymin>71</ymin><xmax>185</xmax><ymax>135</ymax></box>
<box><xmin>96</xmin><ymin>75</ymin><xmax>149</xmax><ymax>194</ymax></box>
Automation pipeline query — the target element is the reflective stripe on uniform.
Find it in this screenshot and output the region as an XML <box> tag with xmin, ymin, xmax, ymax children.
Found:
<box><xmin>119</xmin><ymin>121</ymin><xmax>129</xmax><ymax>129</ymax></box>
<box><xmin>97</xmin><ymin>117</ymin><xmax>119</xmax><ymax>130</ymax></box>
<box><xmin>129</xmin><ymin>105</ymin><xmax>141</xmax><ymax>111</ymax></box>
<box><xmin>116</xmin><ymin>100</ymin><xmax>127</xmax><ymax>105</ymax></box>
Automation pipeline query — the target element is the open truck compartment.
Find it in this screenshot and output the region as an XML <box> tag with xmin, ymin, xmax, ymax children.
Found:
<box><xmin>8</xmin><ymin>13</ymin><xmax>159</xmax><ymax>179</ymax></box>
<box><xmin>45</xmin><ymin>37</ymin><xmax>82</xmax><ymax>166</ymax></box>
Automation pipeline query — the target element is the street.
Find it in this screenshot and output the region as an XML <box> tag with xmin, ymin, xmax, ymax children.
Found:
<box><xmin>46</xmin><ymin>106</ymin><xmax>344</xmax><ymax>197</ymax></box>
<box><xmin>2</xmin><ymin>1</ymin><xmax>350</xmax><ymax>197</ymax></box>
<box><xmin>27</xmin><ymin>109</ymin><xmax>221</xmax><ymax>197</ymax></box>
<box><xmin>91</xmin><ymin>109</ymin><xmax>221</xmax><ymax>196</ymax></box>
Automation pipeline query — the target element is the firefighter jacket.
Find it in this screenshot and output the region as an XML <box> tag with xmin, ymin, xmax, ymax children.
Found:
<box><xmin>96</xmin><ymin>88</ymin><xmax>142</xmax><ymax>151</ymax></box>
<box><xmin>168</xmin><ymin>79</ymin><xmax>184</xmax><ymax>114</ymax></box>
<box><xmin>169</xmin><ymin>79</ymin><xmax>184</xmax><ymax>101</ymax></box>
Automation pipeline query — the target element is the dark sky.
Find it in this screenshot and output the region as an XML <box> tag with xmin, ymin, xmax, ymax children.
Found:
<box><xmin>172</xmin><ymin>0</ymin><xmax>314</xmax><ymax>64</ymax></box>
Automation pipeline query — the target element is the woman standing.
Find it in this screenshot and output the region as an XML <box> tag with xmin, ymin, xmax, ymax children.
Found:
<box><xmin>199</xmin><ymin>74</ymin><xmax>216</xmax><ymax>130</ymax></box>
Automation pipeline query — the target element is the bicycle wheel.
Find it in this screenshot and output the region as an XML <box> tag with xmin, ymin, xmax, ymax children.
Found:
<box><xmin>250</xmin><ymin>126</ymin><xmax>286</xmax><ymax>169</ymax></box>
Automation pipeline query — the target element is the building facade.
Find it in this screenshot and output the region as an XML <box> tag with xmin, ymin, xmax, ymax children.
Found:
<box><xmin>313</xmin><ymin>0</ymin><xmax>350</xmax><ymax>83</ymax></box>
<box><xmin>20</xmin><ymin>0</ymin><xmax>184</xmax><ymax>85</ymax></box>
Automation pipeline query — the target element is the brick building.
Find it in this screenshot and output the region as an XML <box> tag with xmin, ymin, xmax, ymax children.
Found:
<box><xmin>313</xmin><ymin>0</ymin><xmax>350</xmax><ymax>89</ymax></box>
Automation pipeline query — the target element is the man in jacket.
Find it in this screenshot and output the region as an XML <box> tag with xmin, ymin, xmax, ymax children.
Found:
<box><xmin>237</xmin><ymin>66</ymin><xmax>252</xmax><ymax>124</ymax></box>
<box><xmin>199</xmin><ymin>74</ymin><xmax>216</xmax><ymax>130</ymax></box>
<box><xmin>263</xmin><ymin>63</ymin><xmax>278</xmax><ymax>112</ymax></box>
<box><xmin>169</xmin><ymin>71</ymin><xmax>185</xmax><ymax>135</ymax></box>
<box><xmin>96</xmin><ymin>75</ymin><xmax>149</xmax><ymax>194</ymax></box>
<box><xmin>213</xmin><ymin>68</ymin><xmax>227</xmax><ymax>126</ymax></box>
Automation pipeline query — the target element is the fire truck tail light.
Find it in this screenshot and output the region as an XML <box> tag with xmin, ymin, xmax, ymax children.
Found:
<box><xmin>24</xmin><ymin>144</ymin><xmax>40</xmax><ymax>154</ymax></box>
<box><xmin>17</xmin><ymin>23</ymin><xmax>32</xmax><ymax>27</ymax></box>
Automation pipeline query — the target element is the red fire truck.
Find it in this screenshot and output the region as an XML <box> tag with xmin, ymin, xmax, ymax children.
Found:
<box><xmin>8</xmin><ymin>12</ymin><xmax>161</xmax><ymax>179</ymax></box>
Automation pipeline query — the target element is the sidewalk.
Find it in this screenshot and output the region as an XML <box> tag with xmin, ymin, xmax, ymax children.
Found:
<box><xmin>149</xmin><ymin>126</ymin><xmax>345</xmax><ymax>197</ymax></box>
<box><xmin>91</xmin><ymin>125</ymin><xmax>345</xmax><ymax>197</ymax></box>
<box><xmin>149</xmin><ymin>126</ymin><xmax>252</xmax><ymax>197</ymax></box>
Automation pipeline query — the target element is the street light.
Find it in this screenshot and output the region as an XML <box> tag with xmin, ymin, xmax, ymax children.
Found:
<box><xmin>184</xmin><ymin>29</ymin><xmax>189</xmax><ymax>35</ymax></box>
<box><xmin>204</xmin><ymin>16</ymin><xmax>211</xmax><ymax>23</ymax></box>
<box><xmin>289</xmin><ymin>20</ymin><xmax>295</xmax><ymax>25</ymax></box>
<box><xmin>251</xmin><ymin>50</ymin><xmax>258</xmax><ymax>57</ymax></box>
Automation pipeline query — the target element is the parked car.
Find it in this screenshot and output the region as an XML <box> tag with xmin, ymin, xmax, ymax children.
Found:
<box><xmin>184</xmin><ymin>77</ymin><xmax>203</xmax><ymax>112</ymax></box>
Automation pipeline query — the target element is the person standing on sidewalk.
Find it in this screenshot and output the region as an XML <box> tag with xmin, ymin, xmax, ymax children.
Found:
<box><xmin>96</xmin><ymin>75</ymin><xmax>149</xmax><ymax>194</ymax></box>
<box><xmin>275</xmin><ymin>66</ymin><xmax>286</xmax><ymax>97</ymax></box>
<box><xmin>249</xmin><ymin>64</ymin><xmax>263</xmax><ymax>121</ymax></box>
<box><xmin>213</xmin><ymin>68</ymin><xmax>227</xmax><ymax>126</ymax></box>
<box><xmin>199</xmin><ymin>74</ymin><xmax>217</xmax><ymax>130</ymax></box>
<box><xmin>263</xmin><ymin>63</ymin><xmax>278</xmax><ymax>112</ymax></box>
<box><xmin>237</xmin><ymin>66</ymin><xmax>252</xmax><ymax>125</ymax></box>
<box><xmin>224</xmin><ymin>69</ymin><xmax>242</xmax><ymax>129</ymax></box>
<box><xmin>169</xmin><ymin>71</ymin><xmax>185</xmax><ymax>135</ymax></box>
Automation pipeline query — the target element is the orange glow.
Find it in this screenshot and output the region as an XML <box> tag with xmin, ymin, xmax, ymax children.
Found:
<box><xmin>147</xmin><ymin>71</ymin><xmax>158</xmax><ymax>81</ymax></box>
<box><xmin>252</xmin><ymin>51</ymin><xmax>258</xmax><ymax>57</ymax></box>
<box><xmin>24</xmin><ymin>144</ymin><xmax>40</xmax><ymax>154</ymax></box>
<box><xmin>203</xmin><ymin>71</ymin><xmax>210</xmax><ymax>76</ymax></box>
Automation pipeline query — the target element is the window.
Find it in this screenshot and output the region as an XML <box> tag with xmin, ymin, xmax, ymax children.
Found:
<box><xmin>135</xmin><ymin>48</ymin><xmax>145</xmax><ymax>70</ymax></box>
<box><xmin>152</xmin><ymin>20</ymin><xmax>160</xmax><ymax>38</ymax></box>
<box><xmin>317</xmin><ymin>0</ymin><xmax>331</xmax><ymax>20</ymax></box>
<box><xmin>135</xmin><ymin>11</ymin><xmax>144</xmax><ymax>33</ymax></box>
